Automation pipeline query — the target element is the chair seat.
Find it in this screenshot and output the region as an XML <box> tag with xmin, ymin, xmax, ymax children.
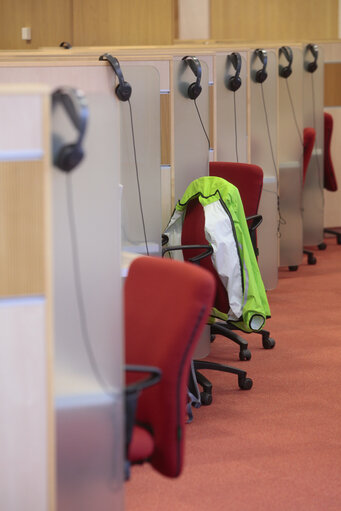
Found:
<box><xmin>128</xmin><ymin>425</ymin><xmax>154</xmax><ymax>464</ymax></box>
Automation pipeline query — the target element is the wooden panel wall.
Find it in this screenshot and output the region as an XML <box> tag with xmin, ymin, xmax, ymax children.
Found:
<box><xmin>210</xmin><ymin>0</ymin><xmax>339</xmax><ymax>42</ymax></box>
<box><xmin>325</xmin><ymin>63</ymin><xmax>341</xmax><ymax>106</ymax></box>
<box><xmin>0</xmin><ymin>0</ymin><xmax>175</xmax><ymax>49</ymax></box>
<box><xmin>0</xmin><ymin>160</ymin><xmax>45</xmax><ymax>297</ymax></box>
<box><xmin>73</xmin><ymin>0</ymin><xmax>175</xmax><ymax>46</ymax></box>
<box><xmin>0</xmin><ymin>0</ymin><xmax>72</xmax><ymax>50</ymax></box>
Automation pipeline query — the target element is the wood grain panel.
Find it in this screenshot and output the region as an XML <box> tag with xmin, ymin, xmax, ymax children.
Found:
<box><xmin>325</xmin><ymin>63</ymin><xmax>341</xmax><ymax>106</ymax></box>
<box><xmin>73</xmin><ymin>0</ymin><xmax>175</xmax><ymax>46</ymax></box>
<box><xmin>211</xmin><ymin>0</ymin><xmax>338</xmax><ymax>42</ymax></box>
<box><xmin>0</xmin><ymin>0</ymin><xmax>72</xmax><ymax>50</ymax></box>
<box><xmin>161</xmin><ymin>93</ymin><xmax>171</xmax><ymax>165</ymax></box>
<box><xmin>0</xmin><ymin>160</ymin><xmax>45</xmax><ymax>297</ymax></box>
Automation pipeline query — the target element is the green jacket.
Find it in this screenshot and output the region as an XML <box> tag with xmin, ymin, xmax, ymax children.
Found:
<box><xmin>164</xmin><ymin>176</ymin><xmax>270</xmax><ymax>332</ymax></box>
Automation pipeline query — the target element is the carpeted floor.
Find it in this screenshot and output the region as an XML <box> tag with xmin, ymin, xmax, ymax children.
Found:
<box><xmin>125</xmin><ymin>238</ymin><xmax>341</xmax><ymax>510</ymax></box>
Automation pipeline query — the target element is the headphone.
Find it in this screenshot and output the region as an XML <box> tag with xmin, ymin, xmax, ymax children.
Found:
<box><xmin>52</xmin><ymin>87</ymin><xmax>88</xmax><ymax>172</ymax></box>
<box><xmin>227</xmin><ymin>52</ymin><xmax>242</xmax><ymax>92</ymax></box>
<box><xmin>305</xmin><ymin>44</ymin><xmax>318</xmax><ymax>73</ymax></box>
<box><xmin>99</xmin><ymin>53</ymin><xmax>132</xmax><ymax>102</ymax></box>
<box><xmin>254</xmin><ymin>49</ymin><xmax>268</xmax><ymax>84</ymax></box>
<box><xmin>59</xmin><ymin>41</ymin><xmax>72</xmax><ymax>49</ymax></box>
<box><xmin>182</xmin><ymin>56</ymin><xmax>202</xmax><ymax>100</ymax></box>
<box><xmin>279</xmin><ymin>46</ymin><xmax>293</xmax><ymax>78</ymax></box>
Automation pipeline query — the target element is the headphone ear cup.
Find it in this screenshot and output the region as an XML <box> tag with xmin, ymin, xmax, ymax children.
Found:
<box><xmin>255</xmin><ymin>69</ymin><xmax>268</xmax><ymax>84</ymax></box>
<box><xmin>279</xmin><ymin>65</ymin><xmax>292</xmax><ymax>79</ymax></box>
<box><xmin>228</xmin><ymin>75</ymin><xmax>242</xmax><ymax>92</ymax></box>
<box><xmin>307</xmin><ymin>61</ymin><xmax>318</xmax><ymax>73</ymax></box>
<box><xmin>115</xmin><ymin>81</ymin><xmax>132</xmax><ymax>102</ymax></box>
<box><xmin>56</xmin><ymin>144</ymin><xmax>84</xmax><ymax>172</ymax></box>
<box><xmin>187</xmin><ymin>82</ymin><xmax>202</xmax><ymax>100</ymax></box>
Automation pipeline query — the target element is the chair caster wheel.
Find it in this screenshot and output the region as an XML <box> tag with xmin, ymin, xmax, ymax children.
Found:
<box><xmin>239</xmin><ymin>349</ymin><xmax>251</xmax><ymax>361</ymax></box>
<box><xmin>238</xmin><ymin>377</ymin><xmax>253</xmax><ymax>390</ymax></box>
<box><xmin>288</xmin><ymin>265</ymin><xmax>298</xmax><ymax>271</ymax></box>
<box><xmin>210</xmin><ymin>335</ymin><xmax>216</xmax><ymax>343</ymax></box>
<box><xmin>200</xmin><ymin>391</ymin><xmax>212</xmax><ymax>406</ymax></box>
<box><xmin>262</xmin><ymin>336</ymin><xmax>275</xmax><ymax>349</ymax></box>
<box><xmin>318</xmin><ymin>242</ymin><xmax>327</xmax><ymax>250</ymax></box>
<box><xmin>308</xmin><ymin>255</ymin><xmax>317</xmax><ymax>265</ymax></box>
<box><xmin>337</xmin><ymin>235</ymin><xmax>341</xmax><ymax>245</ymax></box>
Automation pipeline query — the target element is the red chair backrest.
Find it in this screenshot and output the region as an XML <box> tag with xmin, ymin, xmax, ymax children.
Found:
<box><xmin>324</xmin><ymin>112</ymin><xmax>338</xmax><ymax>192</ymax></box>
<box><xmin>125</xmin><ymin>256</ymin><xmax>215</xmax><ymax>477</ymax></box>
<box><xmin>209</xmin><ymin>162</ymin><xmax>263</xmax><ymax>218</ymax></box>
<box><xmin>303</xmin><ymin>127</ymin><xmax>316</xmax><ymax>184</ymax></box>
<box><xmin>181</xmin><ymin>198</ymin><xmax>229</xmax><ymax>313</ymax></box>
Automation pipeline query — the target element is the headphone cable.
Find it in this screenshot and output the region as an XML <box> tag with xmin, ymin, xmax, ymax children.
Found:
<box><xmin>65</xmin><ymin>175</ymin><xmax>114</xmax><ymax>397</ymax></box>
<box><xmin>260</xmin><ymin>82</ymin><xmax>286</xmax><ymax>234</ymax></box>
<box><xmin>285</xmin><ymin>79</ymin><xmax>303</xmax><ymax>146</ymax></box>
<box><xmin>128</xmin><ymin>98</ymin><xmax>149</xmax><ymax>256</ymax></box>
<box><xmin>233</xmin><ymin>91</ymin><xmax>239</xmax><ymax>162</ymax></box>
<box><xmin>194</xmin><ymin>98</ymin><xmax>211</xmax><ymax>150</ymax></box>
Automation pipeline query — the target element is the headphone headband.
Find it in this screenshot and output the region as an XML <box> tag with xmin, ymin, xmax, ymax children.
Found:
<box><xmin>52</xmin><ymin>87</ymin><xmax>88</xmax><ymax>172</ymax></box>
<box><xmin>99</xmin><ymin>53</ymin><xmax>132</xmax><ymax>101</ymax></box>
<box><xmin>227</xmin><ymin>52</ymin><xmax>242</xmax><ymax>92</ymax></box>
<box><xmin>279</xmin><ymin>46</ymin><xmax>293</xmax><ymax>78</ymax></box>
<box><xmin>182</xmin><ymin>56</ymin><xmax>202</xmax><ymax>100</ymax></box>
<box><xmin>305</xmin><ymin>43</ymin><xmax>319</xmax><ymax>73</ymax></box>
<box><xmin>254</xmin><ymin>49</ymin><xmax>268</xmax><ymax>83</ymax></box>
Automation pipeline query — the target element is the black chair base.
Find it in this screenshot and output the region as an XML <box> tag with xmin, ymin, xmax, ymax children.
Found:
<box><xmin>303</xmin><ymin>249</ymin><xmax>317</xmax><ymax>265</ymax></box>
<box><xmin>323</xmin><ymin>228</ymin><xmax>341</xmax><ymax>246</ymax></box>
<box><xmin>211</xmin><ymin>322</ymin><xmax>251</xmax><ymax>361</ymax></box>
<box><xmin>194</xmin><ymin>360</ymin><xmax>253</xmax><ymax>406</ymax></box>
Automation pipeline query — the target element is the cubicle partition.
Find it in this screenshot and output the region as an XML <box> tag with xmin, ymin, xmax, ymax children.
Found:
<box><xmin>0</xmin><ymin>84</ymin><xmax>53</xmax><ymax>511</ymax></box>
<box><xmin>302</xmin><ymin>44</ymin><xmax>325</xmax><ymax>246</ymax></box>
<box><xmin>278</xmin><ymin>46</ymin><xmax>304</xmax><ymax>268</ymax></box>
<box><xmin>0</xmin><ymin>61</ymin><xmax>127</xmax><ymax>510</ymax></box>
<box><xmin>215</xmin><ymin>51</ymin><xmax>248</xmax><ymax>163</ymax></box>
<box><xmin>173</xmin><ymin>55</ymin><xmax>211</xmax><ymax>202</ymax></box>
<box><xmin>250</xmin><ymin>48</ymin><xmax>279</xmax><ymax>289</ymax></box>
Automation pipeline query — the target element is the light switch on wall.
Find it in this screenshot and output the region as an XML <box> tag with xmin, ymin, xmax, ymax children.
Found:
<box><xmin>21</xmin><ymin>27</ymin><xmax>31</xmax><ymax>41</ymax></box>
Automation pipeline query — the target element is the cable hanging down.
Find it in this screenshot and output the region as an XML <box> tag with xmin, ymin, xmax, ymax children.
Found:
<box><xmin>260</xmin><ymin>82</ymin><xmax>286</xmax><ymax>234</ymax></box>
<box><xmin>194</xmin><ymin>98</ymin><xmax>211</xmax><ymax>150</ymax></box>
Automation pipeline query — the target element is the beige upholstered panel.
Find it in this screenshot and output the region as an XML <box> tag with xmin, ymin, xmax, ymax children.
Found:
<box><xmin>0</xmin><ymin>160</ymin><xmax>45</xmax><ymax>297</ymax></box>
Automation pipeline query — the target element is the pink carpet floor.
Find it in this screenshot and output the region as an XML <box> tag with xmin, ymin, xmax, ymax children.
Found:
<box><xmin>125</xmin><ymin>238</ymin><xmax>341</xmax><ymax>510</ymax></box>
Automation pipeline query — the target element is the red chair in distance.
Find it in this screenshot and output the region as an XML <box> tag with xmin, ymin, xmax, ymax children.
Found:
<box><xmin>125</xmin><ymin>256</ymin><xmax>215</xmax><ymax>479</ymax></box>
<box><xmin>209</xmin><ymin>161</ymin><xmax>275</xmax><ymax>350</ymax></box>
<box><xmin>321</xmin><ymin>112</ymin><xmax>341</xmax><ymax>245</ymax></box>
<box><xmin>302</xmin><ymin>127</ymin><xmax>318</xmax><ymax>265</ymax></box>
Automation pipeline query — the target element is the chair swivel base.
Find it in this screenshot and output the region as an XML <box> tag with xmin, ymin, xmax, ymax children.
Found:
<box><xmin>323</xmin><ymin>228</ymin><xmax>341</xmax><ymax>246</ymax></box>
<box><xmin>211</xmin><ymin>322</ymin><xmax>251</xmax><ymax>361</ymax></box>
<box><xmin>303</xmin><ymin>249</ymin><xmax>317</xmax><ymax>265</ymax></box>
<box><xmin>194</xmin><ymin>359</ymin><xmax>253</xmax><ymax>406</ymax></box>
<box><xmin>213</xmin><ymin>321</ymin><xmax>275</xmax><ymax>352</ymax></box>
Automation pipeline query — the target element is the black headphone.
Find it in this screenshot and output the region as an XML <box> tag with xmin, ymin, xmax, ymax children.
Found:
<box><xmin>227</xmin><ymin>52</ymin><xmax>242</xmax><ymax>92</ymax></box>
<box><xmin>99</xmin><ymin>53</ymin><xmax>132</xmax><ymax>102</ymax></box>
<box><xmin>59</xmin><ymin>41</ymin><xmax>72</xmax><ymax>49</ymax></box>
<box><xmin>305</xmin><ymin>44</ymin><xmax>319</xmax><ymax>73</ymax></box>
<box><xmin>52</xmin><ymin>87</ymin><xmax>88</xmax><ymax>173</ymax></box>
<box><xmin>182</xmin><ymin>56</ymin><xmax>202</xmax><ymax>100</ymax></box>
<box><xmin>254</xmin><ymin>49</ymin><xmax>268</xmax><ymax>84</ymax></box>
<box><xmin>278</xmin><ymin>46</ymin><xmax>293</xmax><ymax>78</ymax></box>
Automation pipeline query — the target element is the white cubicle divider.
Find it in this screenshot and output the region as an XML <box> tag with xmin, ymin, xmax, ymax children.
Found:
<box><xmin>278</xmin><ymin>46</ymin><xmax>304</xmax><ymax>268</ymax></box>
<box><xmin>215</xmin><ymin>51</ymin><xmax>248</xmax><ymax>163</ymax></box>
<box><xmin>302</xmin><ymin>44</ymin><xmax>325</xmax><ymax>247</ymax></box>
<box><xmin>120</xmin><ymin>65</ymin><xmax>161</xmax><ymax>256</ymax></box>
<box><xmin>0</xmin><ymin>62</ymin><xmax>125</xmax><ymax>510</ymax></box>
<box><xmin>173</xmin><ymin>55</ymin><xmax>210</xmax><ymax>202</ymax></box>
<box><xmin>52</xmin><ymin>91</ymin><xmax>123</xmax><ymax>511</ymax></box>
<box><xmin>0</xmin><ymin>84</ymin><xmax>51</xmax><ymax>511</ymax></box>
<box><xmin>250</xmin><ymin>49</ymin><xmax>279</xmax><ymax>290</ymax></box>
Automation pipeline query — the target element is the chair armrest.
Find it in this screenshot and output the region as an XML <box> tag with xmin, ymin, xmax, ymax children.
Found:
<box><xmin>246</xmin><ymin>214</ymin><xmax>263</xmax><ymax>233</ymax></box>
<box><xmin>162</xmin><ymin>244</ymin><xmax>213</xmax><ymax>264</ymax></box>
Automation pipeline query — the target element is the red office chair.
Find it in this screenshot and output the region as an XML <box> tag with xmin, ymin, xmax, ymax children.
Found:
<box><xmin>125</xmin><ymin>256</ymin><xmax>215</xmax><ymax>478</ymax></box>
<box><xmin>302</xmin><ymin>127</ymin><xmax>318</xmax><ymax>264</ymax></box>
<box><xmin>321</xmin><ymin>112</ymin><xmax>341</xmax><ymax>245</ymax></box>
<box><xmin>209</xmin><ymin>161</ymin><xmax>275</xmax><ymax>350</ymax></box>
